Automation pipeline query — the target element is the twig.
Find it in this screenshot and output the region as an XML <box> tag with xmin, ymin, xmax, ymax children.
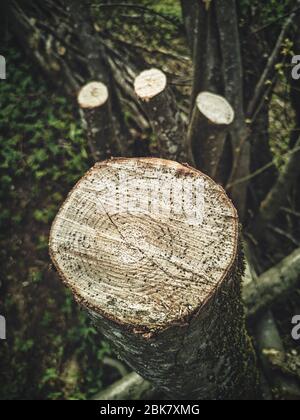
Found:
<box><xmin>244</xmin><ymin>248</ymin><xmax>300</xmax><ymax>320</ymax></box>
<box><xmin>247</xmin><ymin>7</ymin><xmax>299</xmax><ymax>118</ymax></box>
<box><xmin>92</xmin><ymin>372</ymin><xmax>155</xmax><ymax>401</ymax></box>
<box><xmin>227</xmin><ymin>145</ymin><xmax>300</xmax><ymax>189</ymax></box>
<box><xmin>252</xmin><ymin>5</ymin><xmax>300</xmax><ymax>34</ymax></box>
<box><xmin>281</xmin><ymin>207</ymin><xmax>300</xmax><ymax>218</ymax></box>
<box><xmin>258</xmin><ymin>136</ymin><xmax>300</xmax><ymax>224</ymax></box>
<box><xmin>110</xmin><ymin>36</ymin><xmax>190</xmax><ymax>63</ymax></box>
<box><xmin>97</xmin><ymin>3</ymin><xmax>182</xmax><ymax>28</ymax></box>
<box><xmin>269</xmin><ymin>226</ymin><xmax>300</xmax><ymax>247</ymax></box>
<box><xmin>102</xmin><ymin>357</ymin><xmax>129</xmax><ymax>378</ymax></box>
<box><xmin>251</xmin><ymin>72</ymin><xmax>278</xmax><ymax>124</ymax></box>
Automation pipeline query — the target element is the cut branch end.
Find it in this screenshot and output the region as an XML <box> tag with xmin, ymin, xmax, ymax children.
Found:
<box><xmin>78</xmin><ymin>81</ymin><xmax>109</xmax><ymax>109</ymax></box>
<box><xmin>196</xmin><ymin>91</ymin><xmax>234</xmax><ymax>126</ymax></box>
<box><xmin>134</xmin><ymin>68</ymin><xmax>167</xmax><ymax>101</ymax></box>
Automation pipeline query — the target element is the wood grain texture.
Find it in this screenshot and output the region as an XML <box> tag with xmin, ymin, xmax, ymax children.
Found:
<box><xmin>134</xmin><ymin>71</ymin><xmax>187</xmax><ymax>161</ymax></box>
<box><xmin>50</xmin><ymin>158</ymin><xmax>258</xmax><ymax>399</ymax></box>
<box><xmin>50</xmin><ymin>158</ymin><xmax>238</xmax><ymax>332</ymax></box>
<box><xmin>187</xmin><ymin>92</ymin><xmax>234</xmax><ymax>180</ymax></box>
<box><xmin>134</xmin><ymin>69</ymin><xmax>167</xmax><ymax>101</ymax></box>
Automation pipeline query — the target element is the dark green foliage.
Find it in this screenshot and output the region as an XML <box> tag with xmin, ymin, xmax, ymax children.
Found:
<box><xmin>0</xmin><ymin>41</ymin><xmax>116</xmax><ymax>400</ymax></box>
<box><xmin>239</xmin><ymin>0</ymin><xmax>295</xmax><ymax>24</ymax></box>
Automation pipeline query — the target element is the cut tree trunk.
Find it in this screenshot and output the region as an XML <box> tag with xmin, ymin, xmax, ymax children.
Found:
<box><xmin>134</xmin><ymin>69</ymin><xmax>187</xmax><ymax>162</ymax></box>
<box><xmin>77</xmin><ymin>82</ymin><xmax>113</xmax><ymax>162</ymax></box>
<box><xmin>49</xmin><ymin>158</ymin><xmax>258</xmax><ymax>400</ymax></box>
<box><xmin>187</xmin><ymin>91</ymin><xmax>234</xmax><ymax>180</ymax></box>
<box><xmin>66</xmin><ymin>0</ymin><xmax>108</xmax><ymax>83</ymax></box>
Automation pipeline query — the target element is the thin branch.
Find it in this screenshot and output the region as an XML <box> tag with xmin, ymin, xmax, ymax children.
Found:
<box><xmin>96</xmin><ymin>3</ymin><xmax>182</xmax><ymax>28</ymax></box>
<box><xmin>281</xmin><ymin>207</ymin><xmax>300</xmax><ymax>218</ymax></box>
<box><xmin>251</xmin><ymin>72</ymin><xmax>278</xmax><ymax>124</ymax></box>
<box><xmin>110</xmin><ymin>36</ymin><xmax>190</xmax><ymax>63</ymax></box>
<box><xmin>227</xmin><ymin>144</ymin><xmax>300</xmax><ymax>189</ymax></box>
<box><xmin>247</xmin><ymin>6</ymin><xmax>299</xmax><ymax>118</ymax></box>
<box><xmin>257</xmin><ymin>136</ymin><xmax>300</xmax><ymax>225</ymax></box>
<box><xmin>252</xmin><ymin>6</ymin><xmax>300</xmax><ymax>34</ymax></box>
<box><xmin>269</xmin><ymin>226</ymin><xmax>300</xmax><ymax>247</ymax></box>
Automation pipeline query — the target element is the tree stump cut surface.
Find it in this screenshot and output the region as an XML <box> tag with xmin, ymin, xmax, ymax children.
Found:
<box><xmin>77</xmin><ymin>81</ymin><xmax>108</xmax><ymax>109</ymax></box>
<box><xmin>49</xmin><ymin>158</ymin><xmax>238</xmax><ymax>333</ymax></box>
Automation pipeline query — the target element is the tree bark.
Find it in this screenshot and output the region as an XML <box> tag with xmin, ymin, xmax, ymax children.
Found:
<box><xmin>180</xmin><ymin>0</ymin><xmax>198</xmax><ymax>55</ymax></box>
<box><xmin>66</xmin><ymin>0</ymin><xmax>108</xmax><ymax>83</ymax></box>
<box><xmin>77</xmin><ymin>82</ymin><xmax>113</xmax><ymax>162</ymax></box>
<box><xmin>134</xmin><ymin>69</ymin><xmax>188</xmax><ymax>161</ymax></box>
<box><xmin>215</xmin><ymin>0</ymin><xmax>250</xmax><ymax>220</ymax></box>
<box><xmin>187</xmin><ymin>91</ymin><xmax>234</xmax><ymax>180</ymax></box>
<box><xmin>49</xmin><ymin>158</ymin><xmax>258</xmax><ymax>400</ymax></box>
<box><xmin>191</xmin><ymin>2</ymin><xmax>222</xmax><ymax>106</ymax></box>
<box><xmin>92</xmin><ymin>246</ymin><xmax>300</xmax><ymax>400</ymax></box>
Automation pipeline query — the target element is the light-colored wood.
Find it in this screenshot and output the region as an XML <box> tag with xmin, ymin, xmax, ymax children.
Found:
<box><xmin>187</xmin><ymin>92</ymin><xmax>234</xmax><ymax>180</ymax></box>
<box><xmin>134</xmin><ymin>69</ymin><xmax>167</xmax><ymax>101</ymax></box>
<box><xmin>197</xmin><ymin>92</ymin><xmax>234</xmax><ymax>126</ymax></box>
<box><xmin>78</xmin><ymin>82</ymin><xmax>108</xmax><ymax>109</ymax></box>
<box><xmin>50</xmin><ymin>158</ymin><xmax>238</xmax><ymax>332</ymax></box>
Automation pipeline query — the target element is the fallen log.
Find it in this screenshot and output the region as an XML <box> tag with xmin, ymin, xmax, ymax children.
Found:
<box><xmin>134</xmin><ymin>69</ymin><xmax>187</xmax><ymax>161</ymax></box>
<box><xmin>243</xmin><ymin>248</ymin><xmax>300</xmax><ymax>320</ymax></box>
<box><xmin>49</xmin><ymin>158</ymin><xmax>258</xmax><ymax>400</ymax></box>
<box><xmin>186</xmin><ymin>91</ymin><xmax>234</xmax><ymax>179</ymax></box>
<box><xmin>92</xmin><ymin>372</ymin><xmax>155</xmax><ymax>401</ymax></box>
<box><xmin>243</xmin><ymin>250</ymin><xmax>300</xmax><ymax>400</ymax></box>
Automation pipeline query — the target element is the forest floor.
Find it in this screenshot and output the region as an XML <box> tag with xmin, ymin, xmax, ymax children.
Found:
<box><xmin>0</xmin><ymin>0</ymin><xmax>300</xmax><ymax>400</ymax></box>
<box><xmin>0</xmin><ymin>40</ymin><xmax>119</xmax><ymax>400</ymax></box>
